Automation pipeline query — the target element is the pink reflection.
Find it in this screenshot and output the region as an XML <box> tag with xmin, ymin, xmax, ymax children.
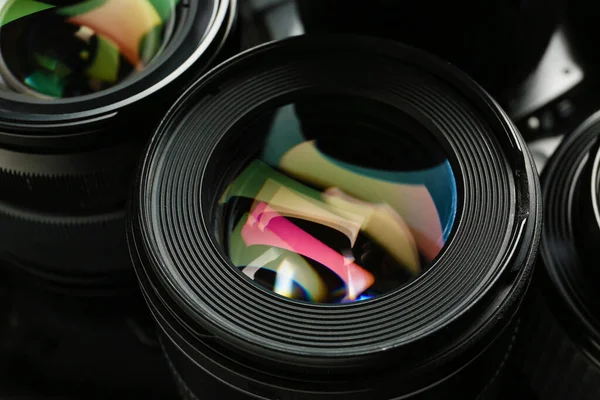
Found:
<box><xmin>242</xmin><ymin>202</ymin><xmax>375</xmax><ymax>300</ymax></box>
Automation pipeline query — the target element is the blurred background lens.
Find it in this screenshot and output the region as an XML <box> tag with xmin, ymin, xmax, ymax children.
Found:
<box><xmin>0</xmin><ymin>0</ymin><xmax>237</xmax><ymax>291</ymax></box>
<box><xmin>0</xmin><ymin>0</ymin><xmax>178</xmax><ymax>98</ymax></box>
<box><xmin>220</xmin><ymin>101</ymin><xmax>457</xmax><ymax>304</ymax></box>
<box><xmin>296</xmin><ymin>0</ymin><xmax>557</xmax><ymax>104</ymax></box>
<box><xmin>129</xmin><ymin>35</ymin><xmax>540</xmax><ymax>400</ymax></box>
<box><xmin>0</xmin><ymin>0</ymin><xmax>238</xmax><ymax>397</ymax></box>
<box><xmin>517</xmin><ymin>113</ymin><xmax>600</xmax><ymax>399</ymax></box>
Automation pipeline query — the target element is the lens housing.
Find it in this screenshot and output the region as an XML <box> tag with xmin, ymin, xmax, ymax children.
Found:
<box><xmin>128</xmin><ymin>35</ymin><xmax>541</xmax><ymax>399</ymax></box>
<box><xmin>296</xmin><ymin>0</ymin><xmax>557</xmax><ymax>102</ymax></box>
<box><xmin>0</xmin><ymin>0</ymin><xmax>237</xmax><ymax>292</ymax></box>
<box><xmin>519</xmin><ymin>113</ymin><xmax>600</xmax><ymax>399</ymax></box>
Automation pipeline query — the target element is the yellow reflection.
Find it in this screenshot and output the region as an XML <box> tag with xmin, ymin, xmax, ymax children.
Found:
<box><xmin>279</xmin><ymin>141</ymin><xmax>443</xmax><ymax>261</ymax></box>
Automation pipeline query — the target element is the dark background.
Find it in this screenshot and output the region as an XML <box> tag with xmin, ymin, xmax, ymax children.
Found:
<box><xmin>0</xmin><ymin>0</ymin><xmax>592</xmax><ymax>398</ymax></box>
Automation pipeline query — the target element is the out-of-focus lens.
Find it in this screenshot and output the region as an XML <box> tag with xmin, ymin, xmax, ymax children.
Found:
<box><xmin>219</xmin><ymin>102</ymin><xmax>457</xmax><ymax>304</ymax></box>
<box><xmin>575</xmin><ymin>140</ymin><xmax>600</xmax><ymax>285</ymax></box>
<box><xmin>0</xmin><ymin>0</ymin><xmax>237</xmax><ymax>292</ymax></box>
<box><xmin>0</xmin><ymin>0</ymin><xmax>178</xmax><ymax>98</ymax></box>
<box><xmin>517</xmin><ymin>112</ymin><xmax>600</xmax><ymax>399</ymax></box>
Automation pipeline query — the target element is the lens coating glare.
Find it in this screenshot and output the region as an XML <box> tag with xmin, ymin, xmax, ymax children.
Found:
<box><xmin>219</xmin><ymin>102</ymin><xmax>458</xmax><ymax>304</ymax></box>
<box><xmin>0</xmin><ymin>0</ymin><xmax>179</xmax><ymax>98</ymax></box>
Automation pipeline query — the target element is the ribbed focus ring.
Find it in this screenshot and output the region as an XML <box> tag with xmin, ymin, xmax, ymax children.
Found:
<box><xmin>0</xmin><ymin>140</ymin><xmax>138</xmax><ymax>212</ymax></box>
<box><xmin>132</xmin><ymin>36</ymin><xmax>537</xmax><ymax>367</ymax></box>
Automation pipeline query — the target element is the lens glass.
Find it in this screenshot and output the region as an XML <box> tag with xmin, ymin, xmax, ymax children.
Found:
<box><xmin>0</xmin><ymin>0</ymin><xmax>179</xmax><ymax>98</ymax></box>
<box><xmin>218</xmin><ymin>100</ymin><xmax>458</xmax><ymax>304</ymax></box>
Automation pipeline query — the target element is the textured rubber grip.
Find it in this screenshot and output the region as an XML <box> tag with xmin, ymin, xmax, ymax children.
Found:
<box><xmin>0</xmin><ymin>141</ymin><xmax>138</xmax><ymax>213</ymax></box>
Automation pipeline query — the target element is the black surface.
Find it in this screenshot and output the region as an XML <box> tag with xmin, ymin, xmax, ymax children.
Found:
<box><xmin>0</xmin><ymin>268</ymin><xmax>179</xmax><ymax>399</ymax></box>
<box><xmin>0</xmin><ymin>0</ymin><xmax>592</xmax><ymax>398</ymax></box>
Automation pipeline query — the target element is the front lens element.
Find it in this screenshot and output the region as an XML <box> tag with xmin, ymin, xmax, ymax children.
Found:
<box><xmin>219</xmin><ymin>102</ymin><xmax>458</xmax><ymax>304</ymax></box>
<box><xmin>0</xmin><ymin>0</ymin><xmax>179</xmax><ymax>98</ymax></box>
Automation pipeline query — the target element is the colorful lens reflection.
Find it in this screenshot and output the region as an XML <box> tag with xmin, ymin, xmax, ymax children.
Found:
<box><xmin>220</xmin><ymin>104</ymin><xmax>458</xmax><ymax>304</ymax></box>
<box><xmin>0</xmin><ymin>0</ymin><xmax>179</xmax><ymax>98</ymax></box>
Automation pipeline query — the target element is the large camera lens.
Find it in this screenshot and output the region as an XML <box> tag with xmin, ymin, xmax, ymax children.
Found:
<box><xmin>519</xmin><ymin>113</ymin><xmax>600</xmax><ymax>399</ymax></box>
<box><xmin>296</xmin><ymin>0</ymin><xmax>557</xmax><ymax>101</ymax></box>
<box><xmin>0</xmin><ymin>0</ymin><xmax>237</xmax><ymax>291</ymax></box>
<box><xmin>129</xmin><ymin>35</ymin><xmax>541</xmax><ymax>399</ymax></box>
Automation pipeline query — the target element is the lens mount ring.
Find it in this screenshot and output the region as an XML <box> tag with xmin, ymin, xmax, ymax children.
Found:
<box><xmin>130</xmin><ymin>35</ymin><xmax>540</xmax><ymax>370</ymax></box>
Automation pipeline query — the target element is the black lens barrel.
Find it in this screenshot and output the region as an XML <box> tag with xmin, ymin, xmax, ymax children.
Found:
<box><xmin>128</xmin><ymin>35</ymin><xmax>541</xmax><ymax>399</ymax></box>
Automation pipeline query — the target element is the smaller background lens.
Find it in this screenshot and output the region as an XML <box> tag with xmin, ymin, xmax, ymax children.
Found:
<box><xmin>517</xmin><ymin>113</ymin><xmax>600</xmax><ymax>400</ymax></box>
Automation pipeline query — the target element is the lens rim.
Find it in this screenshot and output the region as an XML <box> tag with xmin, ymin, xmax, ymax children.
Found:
<box><xmin>590</xmin><ymin>146</ymin><xmax>600</xmax><ymax>244</ymax></box>
<box><xmin>129</xmin><ymin>35</ymin><xmax>540</xmax><ymax>371</ymax></box>
<box><xmin>0</xmin><ymin>0</ymin><xmax>235</xmax><ymax>135</ymax></box>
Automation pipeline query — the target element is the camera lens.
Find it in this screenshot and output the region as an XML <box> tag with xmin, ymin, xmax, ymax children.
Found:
<box><xmin>0</xmin><ymin>0</ymin><xmax>177</xmax><ymax>98</ymax></box>
<box><xmin>296</xmin><ymin>0</ymin><xmax>557</xmax><ymax>100</ymax></box>
<box><xmin>0</xmin><ymin>0</ymin><xmax>237</xmax><ymax>291</ymax></box>
<box><xmin>519</xmin><ymin>113</ymin><xmax>600</xmax><ymax>399</ymax></box>
<box><xmin>129</xmin><ymin>35</ymin><xmax>541</xmax><ymax>399</ymax></box>
<box><xmin>219</xmin><ymin>102</ymin><xmax>458</xmax><ymax>304</ymax></box>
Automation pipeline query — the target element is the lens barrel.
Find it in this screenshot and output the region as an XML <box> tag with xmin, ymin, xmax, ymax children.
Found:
<box><xmin>519</xmin><ymin>113</ymin><xmax>600</xmax><ymax>400</ymax></box>
<box><xmin>128</xmin><ymin>35</ymin><xmax>541</xmax><ymax>399</ymax></box>
<box><xmin>0</xmin><ymin>0</ymin><xmax>238</xmax><ymax>292</ymax></box>
<box><xmin>296</xmin><ymin>0</ymin><xmax>557</xmax><ymax>101</ymax></box>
